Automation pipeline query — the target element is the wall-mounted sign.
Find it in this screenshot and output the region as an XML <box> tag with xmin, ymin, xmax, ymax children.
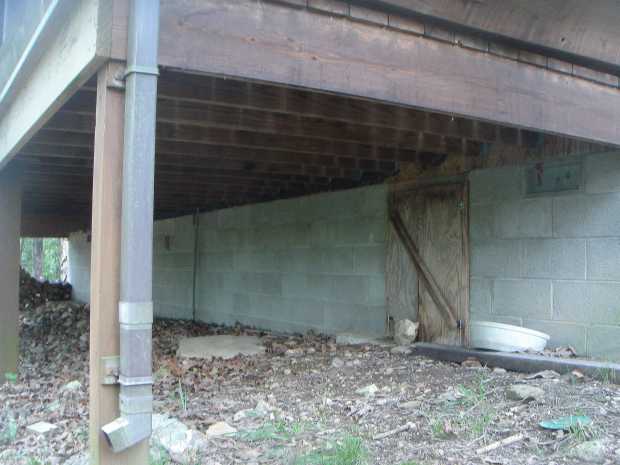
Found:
<box><xmin>525</xmin><ymin>162</ymin><xmax>581</xmax><ymax>195</ymax></box>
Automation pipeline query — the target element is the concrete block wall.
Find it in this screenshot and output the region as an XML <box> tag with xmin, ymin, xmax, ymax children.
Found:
<box><xmin>67</xmin><ymin>231</ymin><xmax>91</xmax><ymax>303</ymax></box>
<box><xmin>470</xmin><ymin>152</ymin><xmax>620</xmax><ymax>360</ymax></box>
<box><xmin>68</xmin><ymin>185</ymin><xmax>389</xmax><ymax>336</ymax></box>
<box><xmin>194</xmin><ymin>184</ymin><xmax>388</xmax><ymax>335</ymax></box>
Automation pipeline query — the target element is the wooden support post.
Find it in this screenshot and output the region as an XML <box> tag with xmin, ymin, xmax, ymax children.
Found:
<box><xmin>0</xmin><ymin>165</ymin><xmax>22</xmax><ymax>380</ymax></box>
<box><xmin>89</xmin><ymin>61</ymin><xmax>148</xmax><ymax>465</ymax></box>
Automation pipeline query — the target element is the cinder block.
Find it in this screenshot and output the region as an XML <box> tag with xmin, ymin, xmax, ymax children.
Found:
<box><xmin>154</xmin><ymin>303</ymin><xmax>192</xmax><ymax>320</ymax></box>
<box><xmin>470</xmin><ymin>278</ymin><xmax>492</xmax><ymax>316</ymax></box>
<box><xmin>361</xmin><ymin>185</ymin><xmax>388</xmax><ymax>216</ymax></box>
<box><xmin>522</xmin><ymin>238</ymin><xmax>586</xmax><ymax>279</ymax></box>
<box><xmin>522</xmin><ymin>319</ymin><xmax>587</xmax><ymax>355</ymax></box>
<box><xmin>553</xmin><ymin>193</ymin><xmax>620</xmax><ymax>237</ymax></box>
<box><xmin>240</xmin><ymin>272</ymin><xmax>282</xmax><ymax>296</ymax></box>
<box><xmin>281</xmin><ymin>298</ymin><xmax>324</xmax><ymax>327</ymax></box>
<box><xmin>469</xmin><ymin>204</ymin><xmax>494</xmax><ymax>241</ymax></box>
<box><xmin>493</xmin><ymin>279</ymin><xmax>552</xmax><ymax>319</ymax></box>
<box><xmin>199</xmin><ymin>252</ymin><xmax>233</xmax><ymax>272</ymax></box>
<box><xmin>353</xmin><ymin>245</ymin><xmax>385</xmax><ymax>275</ymax></box>
<box><xmin>329</xmin><ymin>275</ymin><xmax>370</xmax><ymax>304</ymax></box>
<box><xmin>173</xmin><ymin>216</ymin><xmax>195</xmax><ymax>252</ymax></box>
<box><xmin>585</xmin><ymin>152</ymin><xmax>620</xmax><ymax>194</ymax></box>
<box><xmin>470</xmin><ymin>239</ymin><xmax>521</xmax><ymax>278</ymax></box>
<box><xmin>282</xmin><ymin>273</ymin><xmax>332</xmax><ymax>299</ymax></box>
<box><xmin>587</xmin><ymin>325</ymin><xmax>620</xmax><ymax>361</ymax></box>
<box><xmin>470</xmin><ymin>167</ymin><xmax>522</xmax><ymax>204</ymax></box>
<box><xmin>323</xmin><ymin>303</ymin><xmax>385</xmax><ymax>335</ymax></box>
<box><xmin>321</xmin><ymin>247</ymin><xmax>355</xmax><ymax>274</ymax></box>
<box><xmin>217</xmin><ymin>205</ymin><xmax>250</xmax><ymax>229</ymax></box>
<box><xmin>368</xmin><ymin>276</ymin><xmax>386</xmax><ymax>306</ymax></box>
<box><xmin>333</xmin><ymin>216</ymin><xmax>387</xmax><ymax>245</ymax></box>
<box><xmin>247</xmin><ymin>294</ymin><xmax>282</xmax><ymax>320</ymax></box>
<box><xmin>470</xmin><ymin>314</ymin><xmax>522</xmax><ymax>327</ymax></box>
<box><xmin>197</xmin><ymin>228</ymin><xmax>217</xmax><ymax>252</ymax></box>
<box><xmin>494</xmin><ymin>198</ymin><xmax>552</xmax><ymax>238</ymax></box>
<box><xmin>587</xmin><ymin>238</ymin><xmax>620</xmax><ymax>280</ymax></box>
<box><xmin>215</xmin><ymin>229</ymin><xmax>244</xmax><ymax>251</ymax></box>
<box><xmin>554</xmin><ymin>281</ymin><xmax>620</xmax><ymax>324</ymax></box>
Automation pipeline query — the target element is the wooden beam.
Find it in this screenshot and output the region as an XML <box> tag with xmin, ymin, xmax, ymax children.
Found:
<box><xmin>89</xmin><ymin>62</ymin><xmax>148</xmax><ymax>465</ymax></box>
<box><xmin>0</xmin><ymin>166</ymin><xmax>21</xmax><ymax>379</ymax></box>
<box><xmin>158</xmin><ymin>0</ymin><xmax>620</xmax><ymax>146</ymax></box>
<box><xmin>372</xmin><ymin>0</ymin><xmax>620</xmax><ymax>68</ymax></box>
<box><xmin>21</xmin><ymin>214</ymin><xmax>88</xmax><ymax>237</ymax></box>
<box><xmin>0</xmin><ymin>0</ymin><xmax>120</xmax><ymax>169</ymax></box>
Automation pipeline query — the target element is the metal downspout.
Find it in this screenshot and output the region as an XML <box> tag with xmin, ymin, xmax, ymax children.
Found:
<box><xmin>101</xmin><ymin>0</ymin><xmax>159</xmax><ymax>453</ymax></box>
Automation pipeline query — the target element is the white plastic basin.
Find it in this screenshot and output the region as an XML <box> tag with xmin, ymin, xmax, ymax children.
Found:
<box><xmin>469</xmin><ymin>320</ymin><xmax>550</xmax><ymax>352</ymax></box>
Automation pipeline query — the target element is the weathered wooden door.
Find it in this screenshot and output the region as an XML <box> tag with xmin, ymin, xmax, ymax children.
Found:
<box><xmin>386</xmin><ymin>183</ymin><xmax>469</xmax><ymax>345</ymax></box>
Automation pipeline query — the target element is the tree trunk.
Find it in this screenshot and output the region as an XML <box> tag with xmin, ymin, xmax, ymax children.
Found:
<box><xmin>32</xmin><ymin>239</ymin><xmax>44</xmax><ymax>281</ymax></box>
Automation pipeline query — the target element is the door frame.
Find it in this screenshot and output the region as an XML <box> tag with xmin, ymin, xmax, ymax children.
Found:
<box><xmin>387</xmin><ymin>179</ymin><xmax>470</xmax><ymax>346</ymax></box>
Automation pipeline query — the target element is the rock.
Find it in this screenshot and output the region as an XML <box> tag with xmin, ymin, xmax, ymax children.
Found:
<box><xmin>506</xmin><ymin>384</ymin><xmax>545</xmax><ymax>402</ymax></box>
<box><xmin>394</xmin><ymin>319</ymin><xmax>419</xmax><ymax>346</ymax></box>
<box><xmin>356</xmin><ymin>384</ymin><xmax>378</xmax><ymax>397</ymax></box>
<box><xmin>151</xmin><ymin>415</ymin><xmax>210</xmax><ymax>465</ymax></box>
<box><xmin>438</xmin><ymin>388</ymin><xmax>463</xmax><ymax>403</ymax></box>
<box><xmin>492</xmin><ymin>367</ymin><xmax>507</xmax><ymax>374</ymax></box>
<box><xmin>27</xmin><ymin>421</ymin><xmax>58</xmax><ymax>434</ymax></box>
<box><xmin>461</xmin><ymin>357</ymin><xmax>482</xmax><ymax>368</ymax></box>
<box><xmin>525</xmin><ymin>370</ymin><xmax>560</xmax><ymax>380</ymax></box>
<box><xmin>61</xmin><ymin>380</ymin><xmax>82</xmax><ymax>392</ymax></box>
<box><xmin>568</xmin><ymin>440</ymin><xmax>607</xmax><ymax>463</ymax></box>
<box><xmin>330</xmin><ymin>357</ymin><xmax>344</xmax><ymax>368</ymax></box>
<box><xmin>390</xmin><ymin>346</ymin><xmax>412</xmax><ymax>355</ymax></box>
<box><xmin>254</xmin><ymin>400</ymin><xmax>272</xmax><ymax>415</ymax></box>
<box><xmin>205</xmin><ymin>421</ymin><xmax>237</xmax><ymax>439</ymax></box>
<box><xmin>285</xmin><ymin>348</ymin><xmax>304</xmax><ymax>357</ymax></box>
<box><xmin>62</xmin><ymin>452</ymin><xmax>89</xmax><ymax>465</ymax></box>
<box><xmin>562</xmin><ymin>369</ymin><xmax>586</xmax><ymax>385</ymax></box>
<box><xmin>400</xmin><ymin>400</ymin><xmax>421</xmax><ymax>410</ymax></box>
<box><xmin>335</xmin><ymin>333</ymin><xmax>381</xmax><ymax>345</ymax></box>
<box><xmin>234</xmin><ymin>400</ymin><xmax>273</xmax><ymax>421</ymax></box>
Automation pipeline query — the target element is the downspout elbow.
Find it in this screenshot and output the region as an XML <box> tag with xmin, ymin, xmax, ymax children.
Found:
<box><xmin>102</xmin><ymin>302</ymin><xmax>154</xmax><ymax>453</ymax></box>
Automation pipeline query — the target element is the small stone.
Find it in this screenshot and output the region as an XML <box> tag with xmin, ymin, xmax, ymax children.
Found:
<box><xmin>62</xmin><ymin>452</ymin><xmax>89</xmax><ymax>465</ymax></box>
<box><xmin>562</xmin><ymin>369</ymin><xmax>586</xmax><ymax>385</ymax></box>
<box><xmin>568</xmin><ymin>439</ymin><xmax>607</xmax><ymax>463</ymax></box>
<box><xmin>356</xmin><ymin>384</ymin><xmax>378</xmax><ymax>397</ymax></box>
<box><xmin>391</xmin><ymin>346</ymin><xmax>412</xmax><ymax>355</ymax></box>
<box><xmin>400</xmin><ymin>400</ymin><xmax>421</xmax><ymax>410</ymax></box>
<box><xmin>506</xmin><ymin>384</ymin><xmax>545</xmax><ymax>402</ymax></box>
<box><xmin>285</xmin><ymin>348</ymin><xmax>304</xmax><ymax>357</ymax></box>
<box><xmin>330</xmin><ymin>357</ymin><xmax>344</xmax><ymax>368</ymax></box>
<box><xmin>492</xmin><ymin>367</ymin><xmax>507</xmax><ymax>374</ymax></box>
<box><xmin>62</xmin><ymin>380</ymin><xmax>82</xmax><ymax>392</ymax></box>
<box><xmin>525</xmin><ymin>370</ymin><xmax>560</xmax><ymax>380</ymax></box>
<box><xmin>394</xmin><ymin>319</ymin><xmax>419</xmax><ymax>346</ymax></box>
<box><xmin>461</xmin><ymin>357</ymin><xmax>482</xmax><ymax>368</ymax></box>
<box><xmin>27</xmin><ymin>421</ymin><xmax>58</xmax><ymax>434</ymax></box>
<box><xmin>151</xmin><ymin>415</ymin><xmax>211</xmax><ymax>465</ymax></box>
<box><xmin>205</xmin><ymin>422</ymin><xmax>237</xmax><ymax>439</ymax></box>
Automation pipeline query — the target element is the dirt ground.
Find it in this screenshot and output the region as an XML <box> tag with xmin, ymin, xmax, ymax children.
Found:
<box><xmin>2</xmin><ymin>301</ymin><xmax>620</xmax><ymax>465</ymax></box>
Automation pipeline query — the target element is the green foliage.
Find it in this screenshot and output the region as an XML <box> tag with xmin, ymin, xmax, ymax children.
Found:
<box><xmin>20</xmin><ymin>237</ymin><xmax>65</xmax><ymax>282</ymax></box>
<box><xmin>294</xmin><ymin>435</ymin><xmax>367</xmax><ymax>465</ymax></box>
